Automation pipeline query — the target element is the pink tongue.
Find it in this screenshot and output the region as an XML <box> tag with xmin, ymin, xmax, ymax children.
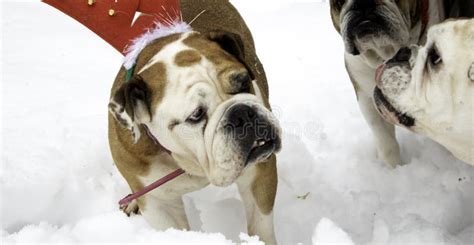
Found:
<box><xmin>375</xmin><ymin>63</ymin><xmax>386</xmax><ymax>86</ymax></box>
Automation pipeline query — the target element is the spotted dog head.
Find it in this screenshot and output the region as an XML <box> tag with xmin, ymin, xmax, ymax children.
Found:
<box><xmin>109</xmin><ymin>32</ymin><xmax>281</xmax><ymax>186</ymax></box>
<box><xmin>330</xmin><ymin>0</ymin><xmax>426</xmax><ymax>67</ymax></box>
<box><xmin>374</xmin><ymin>19</ymin><xmax>474</xmax><ymax>164</ymax></box>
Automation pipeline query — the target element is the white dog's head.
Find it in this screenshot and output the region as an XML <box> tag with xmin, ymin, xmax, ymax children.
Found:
<box><xmin>109</xmin><ymin>32</ymin><xmax>281</xmax><ymax>186</ymax></box>
<box><xmin>374</xmin><ymin>19</ymin><xmax>474</xmax><ymax>164</ymax></box>
<box><xmin>330</xmin><ymin>0</ymin><xmax>430</xmax><ymax>67</ymax></box>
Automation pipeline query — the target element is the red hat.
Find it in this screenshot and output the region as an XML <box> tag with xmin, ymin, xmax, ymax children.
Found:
<box><xmin>42</xmin><ymin>0</ymin><xmax>191</xmax><ymax>68</ymax></box>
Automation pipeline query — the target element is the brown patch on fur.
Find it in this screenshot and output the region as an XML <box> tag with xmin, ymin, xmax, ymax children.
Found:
<box><xmin>251</xmin><ymin>154</ymin><xmax>278</xmax><ymax>214</ymax></box>
<box><xmin>175</xmin><ymin>49</ymin><xmax>202</xmax><ymax>67</ymax></box>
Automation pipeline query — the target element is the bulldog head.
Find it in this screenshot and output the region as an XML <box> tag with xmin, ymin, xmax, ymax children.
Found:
<box><xmin>109</xmin><ymin>32</ymin><xmax>281</xmax><ymax>186</ymax></box>
<box><xmin>330</xmin><ymin>0</ymin><xmax>425</xmax><ymax>67</ymax></box>
<box><xmin>374</xmin><ymin>19</ymin><xmax>474</xmax><ymax>164</ymax></box>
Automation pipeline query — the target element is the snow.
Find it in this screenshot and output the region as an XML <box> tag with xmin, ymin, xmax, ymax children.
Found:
<box><xmin>2</xmin><ymin>0</ymin><xmax>474</xmax><ymax>244</ymax></box>
<box><xmin>312</xmin><ymin>218</ymin><xmax>354</xmax><ymax>245</ymax></box>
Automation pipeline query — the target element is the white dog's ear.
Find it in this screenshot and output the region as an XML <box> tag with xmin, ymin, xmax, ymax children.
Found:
<box><xmin>108</xmin><ymin>76</ymin><xmax>152</xmax><ymax>143</ymax></box>
<box><xmin>469</xmin><ymin>63</ymin><xmax>474</xmax><ymax>82</ymax></box>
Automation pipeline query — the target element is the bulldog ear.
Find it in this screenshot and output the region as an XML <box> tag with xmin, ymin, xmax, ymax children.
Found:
<box><xmin>108</xmin><ymin>76</ymin><xmax>152</xmax><ymax>143</ymax></box>
<box><xmin>469</xmin><ymin>63</ymin><xmax>474</xmax><ymax>82</ymax></box>
<box><xmin>208</xmin><ymin>31</ymin><xmax>246</xmax><ymax>62</ymax></box>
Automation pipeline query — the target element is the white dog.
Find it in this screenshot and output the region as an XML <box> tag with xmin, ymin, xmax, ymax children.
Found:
<box><xmin>329</xmin><ymin>0</ymin><xmax>446</xmax><ymax>167</ymax></box>
<box><xmin>374</xmin><ymin>19</ymin><xmax>474</xmax><ymax>165</ymax></box>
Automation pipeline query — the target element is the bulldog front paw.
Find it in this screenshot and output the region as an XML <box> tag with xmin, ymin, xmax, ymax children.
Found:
<box><xmin>120</xmin><ymin>200</ymin><xmax>140</xmax><ymax>217</ymax></box>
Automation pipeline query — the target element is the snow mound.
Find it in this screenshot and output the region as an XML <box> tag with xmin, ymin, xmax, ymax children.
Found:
<box><xmin>312</xmin><ymin>218</ymin><xmax>354</xmax><ymax>245</ymax></box>
<box><xmin>2</xmin><ymin>212</ymin><xmax>234</xmax><ymax>243</ymax></box>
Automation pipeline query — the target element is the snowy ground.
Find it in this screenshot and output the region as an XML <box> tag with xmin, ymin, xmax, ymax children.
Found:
<box><xmin>2</xmin><ymin>1</ymin><xmax>474</xmax><ymax>244</ymax></box>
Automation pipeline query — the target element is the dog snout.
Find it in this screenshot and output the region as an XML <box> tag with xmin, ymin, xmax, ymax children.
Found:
<box><xmin>226</xmin><ymin>104</ymin><xmax>257</xmax><ymax>130</ymax></box>
<box><xmin>224</xmin><ymin>104</ymin><xmax>281</xmax><ymax>166</ymax></box>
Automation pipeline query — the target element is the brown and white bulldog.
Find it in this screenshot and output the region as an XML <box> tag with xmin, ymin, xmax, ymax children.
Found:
<box><xmin>108</xmin><ymin>1</ymin><xmax>281</xmax><ymax>243</ymax></box>
<box><xmin>329</xmin><ymin>0</ymin><xmax>446</xmax><ymax>167</ymax></box>
<box><xmin>374</xmin><ymin>19</ymin><xmax>474</xmax><ymax>165</ymax></box>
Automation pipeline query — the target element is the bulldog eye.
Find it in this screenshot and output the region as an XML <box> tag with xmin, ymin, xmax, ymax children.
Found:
<box><xmin>230</xmin><ymin>72</ymin><xmax>251</xmax><ymax>93</ymax></box>
<box><xmin>187</xmin><ymin>106</ymin><xmax>207</xmax><ymax>124</ymax></box>
<box><xmin>428</xmin><ymin>46</ymin><xmax>442</xmax><ymax>67</ymax></box>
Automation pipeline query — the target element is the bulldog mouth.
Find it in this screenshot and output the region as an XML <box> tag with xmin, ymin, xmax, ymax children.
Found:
<box><xmin>374</xmin><ymin>87</ymin><xmax>415</xmax><ymax>128</ymax></box>
<box><xmin>343</xmin><ymin>13</ymin><xmax>393</xmax><ymax>56</ymax></box>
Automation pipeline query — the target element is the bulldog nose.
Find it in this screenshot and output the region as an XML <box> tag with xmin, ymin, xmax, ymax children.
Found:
<box><xmin>226</xmin><ymin>104</ymin><xmax>256</xmax><ymax>129</ymax></box>
<box><xmin>224</xmin><ymin>104</ymin><xmax>280</xmax><ymax>166</ymax></box>
<box><xmin>392</xmin><ymin>47</ymin><xmax>412</xmax><ymax>63</ymax></box>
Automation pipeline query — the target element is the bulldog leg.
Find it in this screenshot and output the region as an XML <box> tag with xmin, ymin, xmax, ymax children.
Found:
<box><xmin>139</xmin><ymin>196</ymin><xmax>189</xmax><ymax>230</ymax></box>
<box><xmin>358</xmin><ymin>93</ymin><xmax>402</xmax><ymax>167</ymax></box>
<box><xmin>237</xmin><ymin>155</ymin><xmax>278</xmax><ymax>245</ymax></box>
